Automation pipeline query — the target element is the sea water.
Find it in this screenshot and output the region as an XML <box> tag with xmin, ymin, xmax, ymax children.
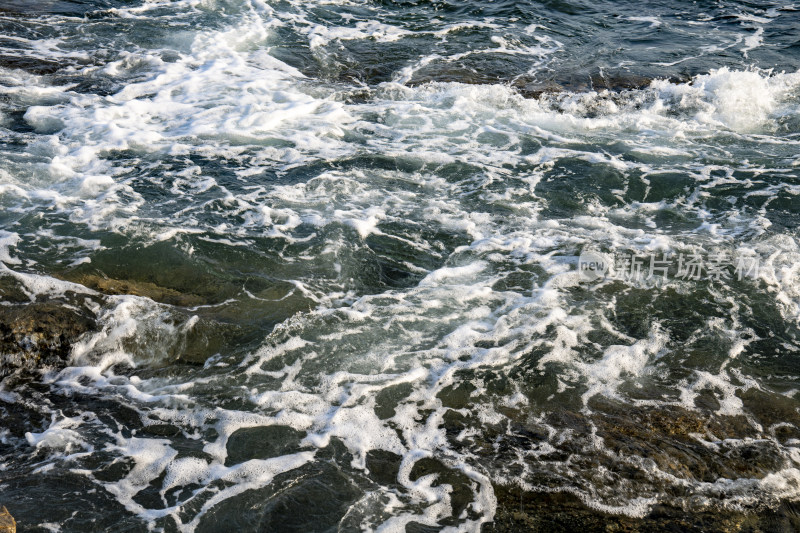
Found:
<box><xmin>1</xmin><ymin>0</ymin><xmax>800</xmax><ymax>530</ymax></box>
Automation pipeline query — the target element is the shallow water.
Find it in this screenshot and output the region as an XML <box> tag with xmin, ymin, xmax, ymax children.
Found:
<box><xmin>1</xmin><ymin>0</ymin><xmax>800</xmax><ymax>531</ymax></box>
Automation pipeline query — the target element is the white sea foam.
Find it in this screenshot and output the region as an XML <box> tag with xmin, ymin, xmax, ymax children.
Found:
<box><xmin>25</xmin><ymin>415</ymin><xmax>91</xmax><ymax>454</ymax></box>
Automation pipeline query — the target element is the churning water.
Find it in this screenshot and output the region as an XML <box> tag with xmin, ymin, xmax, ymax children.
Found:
<box><xmin>1</xmin><ymin>0</ymin><xmax>800</xmax><ymax>530</ymax></box>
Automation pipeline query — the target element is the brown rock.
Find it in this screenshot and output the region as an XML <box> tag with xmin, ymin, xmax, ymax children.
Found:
<box><xmin>513</xmin><ymin>79</ymin><xmax>564</xmax><ymax>99</ymax></box>
<box><xmin>487</xmin><ymin>484</ymin><xmax>798</xmax><ymax>532</ymax></box>
<box><xmin>59</xmin><ymin>273</ymin><xmax>205</xmax><ymax>307</ymax></box>
<box><xmin>0</xmin><ymin>287</ymin><xmax>98</xmax><ymax>377</ymax></box>
<box><xmin>0</xmin><ymin>506</ymin><xmax>15</xmax><ymax>533</ymax></box>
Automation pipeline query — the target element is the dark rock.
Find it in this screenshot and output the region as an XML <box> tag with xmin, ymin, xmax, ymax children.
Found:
<box><xmin>486</xmin><ymin>484</ymin><xmax>800</xmax><ymax>532</ymax></box>
<box><xmin>0</xmin><ymin>0</ymin><xmax>106</xmax><ymax>16</ymax></box>
<box><xmin>0</xmin><ymin>277</ymin><xmax>29</xmax><ymax>304</ymax></box>
<box><xmin>0</xmin><ymin>55</ymin><xmax>62</xmax><ymax>75</ymax></box>
<box><xmin>407</xmin><ymin>66</ymin><xmax>509</xmax><ymax>87</ymax></box>
<box><xmin>0</xmin><ymin>276</ymin><xmax>98</xmax><ymax>378</ymax></box>
<box><xmin>225</xmin><ymin>425</ymin><xmax>306</xmax><ymax>466</ymax></box>
<box><xmin>403</xmin><ymin>66</ymin><xmax>662</xmax><ymax>100</ymax></box>
<box><xmin>590</xmin><ymin>72</ymin><xmax>654</xmax><ymax>91</ymax></box>
<box><xmin>409</xmin><ymin>457</ymin><xmax>475</xmax><ymax>526</ymax></box>
<box><xmin>456</xmin><ymin>399</ymin><xmax>794</xmax><ymax>532</ymax></box>
<box><xmin>0</xmin><ymin>301</ymin><xmax>97</xmax><ymax>376</ymax></box>
<box><xmin>365</xmin><ymin>449</ymin><xmax>402</xmax><ymax>487</ymax></box>
<box><xmin>513</xmin><ymin>79</ymin><xmax>564</xmax><ymax>99</ymax></box>
<box><xmin>588</xmin><ymin>398</ymin><xmax>777</xmax><ymax>483</ymax></box>
<box><xmin>256</xmin><ymin>462</ymin><xmax>362</xmax><ymax>533</ymax></box>
<box><xmin>0</xmin><ymin>470</ymin><xmax>136</xmax><ymax>532</ymax></box>
<box><xmin>374</xmin><ymin>382</ymin><xmax>415</xmax><ymax>419</ymax></box>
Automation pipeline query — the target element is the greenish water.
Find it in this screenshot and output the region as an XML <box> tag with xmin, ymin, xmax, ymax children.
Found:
<box><xmin>1</xmin><ymin>0</ymin><xmax>800</xmax><ymax>530</ymax></box>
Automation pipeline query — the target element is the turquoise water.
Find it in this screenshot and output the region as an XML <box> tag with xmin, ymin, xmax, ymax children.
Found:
<box><xmin>1</xmin><ymin>0</ymin><xmax>800</xmax><ymax>530</ymax></box>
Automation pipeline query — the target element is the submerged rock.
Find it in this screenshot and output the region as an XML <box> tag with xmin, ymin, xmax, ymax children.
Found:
<box><xmin>512</xmin><ymin>79</ymin><xmax>565</xmax><ymax>99</ymax></box>
<box><xmin>513</xmin><ymin>71</ymin><xmax>661</xmax><ymax>99</ymax></box>
<box><xmin>589</xmin><ymin>72</ymin><xmax>656</xmax><ymax>91</ymax></box>
<box><xmin>0</xmin><ymin>55</ymin><xmax>62</xmax><ymax>75</ymax></box>
<box><xmin>58</xmin><ymin>243</ymin><xmax>242</xmax><ymax>308</ymax></box>
<box><xmin>59</xmin><ymin>272</ymin><xmax>206</xmax><ymax>308</ymax></box>
<box><xmin>403</xmin><ymin>66</ymin><xmax>686</xmax><ymax>100</ymax></box>
<box><xmin>406</xmin><ymin>66</ymin><xmax>511</xmax><ymax>87</ymax></box>
<box><xmin>487</xmin><ymin>485</ymin><xmax>800</xmax><ymax>532</ymax></box>
<box><xmin>0</xmin><ymin>0</ymin><xmax>96</xmax><ymax>16</ymax></box>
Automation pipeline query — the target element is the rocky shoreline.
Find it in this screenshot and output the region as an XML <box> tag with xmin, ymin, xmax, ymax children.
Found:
<box><xmin>488</xmin><ymin>486</ymin><xmax>800</xmax><ymax>532</ymax></box>
<box><xmin>0</xmin><ymin>276</ymin><xmax>99</xmax><ymax>379</ymax></box>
